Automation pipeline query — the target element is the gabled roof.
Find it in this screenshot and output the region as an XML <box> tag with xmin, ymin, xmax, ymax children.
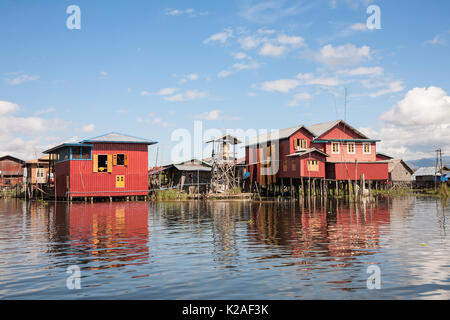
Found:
<box><xmin>244</xmin><ymin>125</ymin><xmax>314</xmax><ymax>147</ymax></box>
<box><xmin>376</xmin><ymin>152</ymin><xmax>394</xmax><ymax>160</ymax></box>
<box><xmin>165</xmin><ymin>158</ymin><xmax>212</xmax><ymax>172</ymax></box>
<box><xmin>307</xmin><ymin>119</ymin><xmax>369</xmax><ymax>140</ymax></box>
<box><xmin>0</xmin><ymin>155</ymin><xmax>25</xmax><ymax>163</ymax></box>
<box><xmin>388</xmin><ymin>159</ymin><xmax>414</xmax><ymax>174</ymax></box>
<box><xmin>81</xmin><ymin>132</ymin><xmax>157</xmax><ymax>145</ymax></box>
<box><xmin>287</xmin><ymin>148</ymin><xmax>329</xmax><ymax>158</ymax></box>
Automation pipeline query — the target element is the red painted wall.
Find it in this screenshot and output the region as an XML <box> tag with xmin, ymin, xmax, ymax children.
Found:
<box><xmin>331</xmin><ymin>162</ymin><xmax>388</xmax><ymax>180</ymax></box>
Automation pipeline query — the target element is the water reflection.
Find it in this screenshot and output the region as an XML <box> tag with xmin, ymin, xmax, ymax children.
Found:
<box><xmin>0</xmin><ymin>196</ymin><xmax>449</xmax><ymax>299</ymax></box>
<box><xmin>68</xmin><ymin>202</ymin><xmax>149</xmax><ymax>270</ymax></box>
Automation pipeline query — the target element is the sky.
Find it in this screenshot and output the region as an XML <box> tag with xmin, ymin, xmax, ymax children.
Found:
<box><xmin>1</xmin><ymin>0</ymin><xmax>449</xmax><ymax>165</ymax></box>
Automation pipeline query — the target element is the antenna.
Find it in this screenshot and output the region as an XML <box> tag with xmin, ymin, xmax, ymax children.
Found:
<box><xmin>344</xmin><ymin>87</ymin><xmax>347</xmax><ymax>122</ymax></box>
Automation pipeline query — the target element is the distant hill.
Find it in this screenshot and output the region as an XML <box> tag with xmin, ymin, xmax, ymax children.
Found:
<box><xmin>407</xmin><ymin>156</ymin><xmax>450</xmax><ymax>169</ymax></box>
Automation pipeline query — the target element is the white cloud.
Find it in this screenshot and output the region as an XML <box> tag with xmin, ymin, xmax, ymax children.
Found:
<box><xmin>81</xmin><ymin>124</ymin><xmax>95</xmax><ymax>132</ymax></box>
<box><xmin>238</xmin><ymin>36</ymin><xmax>261</xmax><ymax>50</ymax></box>
<box><xmin>337</xmin><ymin>66</ymin><xmax>383</xmax><ymax>76</ymax></box>
<box><xmin>277</xmin><ymin>34</ymin><xmax>304</xmax><ymax>46</ymax></box>
<box><xmin>232</xmin><ymin>52</ymin><xmax>250</xmax><ymax>59</ymax></box>
<box><xmin>424</xmin><ymin>31</ymin><xmax>449</xmax><ymax>45</ymax></box>
<box><xmin>137</xmin><ymin>114</ymin><xmax>174</xmax><ymax>127</ymax></box>
<box><xmin>204</xmin><ymin>28</ymin><xmax>233</xmax><ymax>44</ymax></box>
<box><xmin>141</xmin><ymin>88</ymin><xmax>178</xmax><ymax>96</ymax></box>
<box><xmin>35</xmin><ymin>108</ymin><xmax>56</xmax><ymax>116</ymax></box>
<box><xmin>163</xmin><ymin>90</ymin><xmax>207</xmax><ymax>102</ymax></box>
<box><xmin>366</xmin><ymin>86</ymin><xmax>450</xmax><ymax>160</ymax></box>
<box><xmin>178</xmin><ymin>73</ymin><xmax>199</xmax><ymax>83</ymax></box>
<box><xmin>165</xmin><ymin>8</ymin><xmax>202</xmax><ymax>16</ymax></box>
<box><xmin>368</xmin><ymin>80</ymin><xmax>404</xmax><ymax>98</ymax></box>
<box><xmin>259</xmin><ymin>43</ymin><xmax>288</xmax><ymax>57</ymax></box>
<box><xmin>349</xmin><ymin>22</ymin><xmax>367</xmax><ymax>31</ymax></box>
<box><xmin>288</xmin><ymin>92</ymin><xmax>312</xmax><ymax>106</ymax></box>
<box><xmin>0</xmin><ymin>101</ymin><xmax>19</xmax><ymax>115</ymax></box>
<box><xmin>258</xmin><ymin>79</ymin><xmax>300</xmax><ymax>93</ymax></box>
<box><xmin>297</xmin><ymin>73</ymin><xmax>341</xmax><ymax>86</ymax></box>
<box><xmin>217</xmin><ymin>70</ymin><xmax>232</xmax><ymax>78</ymax></box>
<box><xmin>99</xmin><ymin>71</ymin><xmax>108</xmax><ymax>79</ymax></box>
<box><xmin>257</xmin><ymin>28</ymin><xmax>276</xmax><ymax>35</ymax></box>
<box><xmin>5</xmin><ymin>74</ymin><xmax>39</xmax><ymax>85</ymax></box>
<box><xmin>239</xmin><ymin>1</ymin><xmax>317</xmax><ymax>24</ymax></box>
<box><xmin>306</xmin><ymin>44</ymin><xmax>371</xmax><ymax>67</ymax></box>
<box><xmin>380</xmin><ymin>86</ymin><xmax>450</xmax><ymax>126</ymax></box>
<box><xmin>192</xmin><ymin>109</ymin><xmax>240</xmax><ymax>121</ymax></box>
<box><xmin>232</xmin><ymin>61</ymin><xmax>260</xmax><ymax>70</ymax></box>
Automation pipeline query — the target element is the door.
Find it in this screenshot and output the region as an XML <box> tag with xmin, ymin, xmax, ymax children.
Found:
<box><xmin>115</xmin><ymin>175</ymin><xmax>125</xmax><ymax>188</ymax></box>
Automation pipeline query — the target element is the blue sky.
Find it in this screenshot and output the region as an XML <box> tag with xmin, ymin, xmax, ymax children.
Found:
<box><xmin>1</xmin><ymin>0</ymin><xmax>449</xmax><ymax>165</ymax></box>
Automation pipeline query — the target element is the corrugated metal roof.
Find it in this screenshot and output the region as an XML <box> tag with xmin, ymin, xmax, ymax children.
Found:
<box><xmin>81</xmin><ymin>132</ymin><xmax>157</xmax><ymax>145</ymax></box>
<box><xmin>306</xmin><ymin>120</ymin><xmax>341</xmax><ymax>137</ymax></box>
<box><xmin>244</xmin><ymin>125</ymin><xmax>303</xmax><ymax>147</ymax></box>
<box><xmin>205</xmin><ymin>134</ymin><xmax>242</xmax><ymax>145</ymax></box>
<box><xmin>174</xmin><ymin>165</ymin><xmax>212</xmax><ymax>172</ymax></box>
<box><xmin>413</xmin><ymin>167</ymin><xmax>440</xmax><ymax>177</ymax></box>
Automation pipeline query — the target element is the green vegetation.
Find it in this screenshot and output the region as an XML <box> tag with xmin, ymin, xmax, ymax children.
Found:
<box><xmin>0</xmin><ymin>189</ymin><xmax>19</xmax><ymax>198</ymax></box>
<box><xmin>371</xmin><ymin>184</ymin><xmax>450</xmax><ymax>198</ymax></box>
<box><xmin>155</xmin><ymin>189</ymin><xmax>188</xmax><ymax>201</ymax></box>
<box><xmin>229</xmin><ymin>186</ymin><xmax>242</xmax><ymax>194</ymax></box>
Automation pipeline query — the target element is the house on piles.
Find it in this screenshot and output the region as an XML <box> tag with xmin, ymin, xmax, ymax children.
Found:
<box><xmin>0</xmin><ymin>155</ymin><xmax>24</xmax><ymax>188</ymax></box>
<box><xmin>244</xmin><ymin>120</ymin><xmax>389</xmax><ymax>190</ymax></box>
<box><xmin>43</xmin><ymin>132</ymin><xmax>157</xmax><ymax>200</ymax></box>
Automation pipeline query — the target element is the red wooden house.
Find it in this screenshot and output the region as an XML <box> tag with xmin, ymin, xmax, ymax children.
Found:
<box><xmin>245</xmin><ymin>120</ymin><xmax>388</xmax><ymax>187</ymax></box>
<box><xmin>245</xmin><ymin>125</ymin><xmax>329</xmax><ymax>186</ymax></box>
<box><xmin>0</xmin><ymin>155</ymin><xmax>24</xmax><ymax>187</ymax></box>
<box><xmin>43</xmin><ymin>132</ymin><xmax>157</xmax><ymax>199</ymax></box>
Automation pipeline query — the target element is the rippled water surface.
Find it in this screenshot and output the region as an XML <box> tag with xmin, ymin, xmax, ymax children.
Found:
<box><xmin>0</xmin><ymin>197</ymin><xmax>449</xmax><ymax>299</ymax></box>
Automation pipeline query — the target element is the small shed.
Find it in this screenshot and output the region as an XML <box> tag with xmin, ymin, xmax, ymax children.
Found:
<box><xmin>387</xmin><ymin>159</ymin><xmax>414</xmax><ymax>188</ymax></box>
<box><xmin>165</xmin><ymin>159</ymin><xmax>212</xmax><ymax>193</ymax></box>
<box><xmin>413</xmin><ymin>167</ymin><xmax>440</xmax><ymax>188</ymax></box>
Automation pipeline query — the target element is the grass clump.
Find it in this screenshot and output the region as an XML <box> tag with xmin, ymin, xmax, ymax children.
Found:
<box><xmin>155</xmin><ymin>189</ymin><xmax>188</xmax><ymax>201</ymax></box>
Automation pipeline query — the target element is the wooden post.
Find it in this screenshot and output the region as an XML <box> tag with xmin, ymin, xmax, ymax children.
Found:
<box><xmin>335</xmin><ymin>180</ymin><xmax>338</xmax><ymax>197</ymax></box>
<box><xmin>290</xmin><ymin>177</ymin><xmax>293</xmax><ymax>198</ymax></box>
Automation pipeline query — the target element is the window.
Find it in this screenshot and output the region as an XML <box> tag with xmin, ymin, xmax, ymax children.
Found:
<box><xmin>307</xmin><ymin>160</ymin><xmax>319</xmax><ymax>172</ymax></box>
<box><xmin>97</xmin><ymin>155</ymin><xmax>108</xmax><ymax>172</ymax></box>
<box><xmin>36</xmin><ymin>168</ymin><xmax>45</xmax><ymax>178</ymax></box>
<box><xmin>294</xmin><ymin>138</ymin><xmax>307</xmax><ymax>150</ymax></box>
<box><xmin>57</xmin><ymin>148</ymin><xmax>70</xmax><ymax>161</ymax></box>
<box><xmin>331</xmin><ymin>142</ymin><xmax>340</xmax><ymax>154</ymax></box>
<box><xmin>347</xmin><ymin>142</ymin><xmax>355</xmax><ymax>154</ymax></box>
<box><xmin>283</xmin><ymin>160</ymin><xmax>287</xmax><ymax>172</ymax></box>
<box><xmin>116</xmin><ymin>154</ymin><xmax>125</xmax><ymax>166</ymax></box>
<box><xmin>71</xmin><ymin>146</ymin><xmax>91</xmax><ymax>160</ymax></box>
<box><xmin>291</xmin><ymin>159</ymin><xmax>296</xmax><ymax>171</ymax></box>
<box><xmin>113</xmin><ymin>154</ymin><xmax>128</xmax><ymax>166</ymax></box>
<box><xmin>363</xmin><ymin>143</ymin><xmax>371</xmax><ymax>154</ymax></box>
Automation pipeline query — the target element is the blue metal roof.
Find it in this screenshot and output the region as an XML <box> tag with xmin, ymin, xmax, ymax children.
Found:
<box><xmin>81</xmin><ymin>132</ymin><xmax>158</xmax><ymax>145</ymax></box>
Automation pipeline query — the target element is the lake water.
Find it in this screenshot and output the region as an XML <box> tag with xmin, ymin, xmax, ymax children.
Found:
<box><xmin>0</xmin><ymin>197</ymin><xmax>449</xmax><ymax>299</ymax></box>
